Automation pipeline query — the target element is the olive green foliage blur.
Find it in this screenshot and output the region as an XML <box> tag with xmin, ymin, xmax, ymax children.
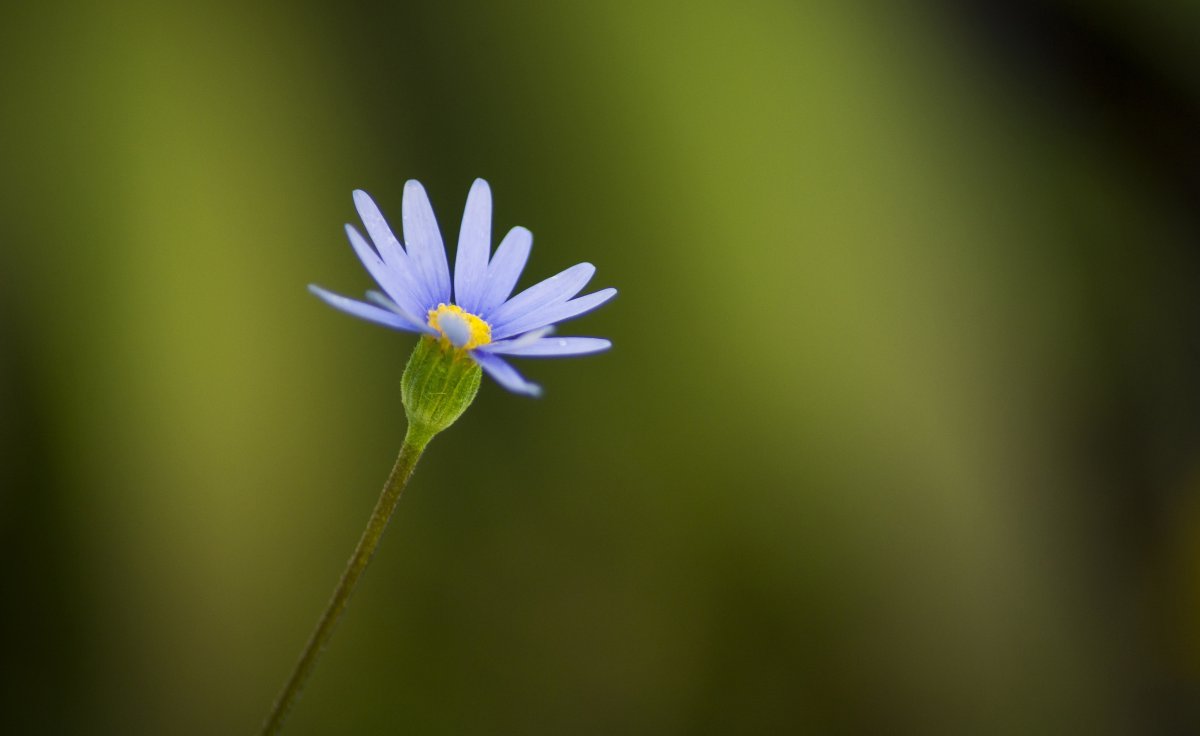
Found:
<box><xmin>2</xmin><ymin>1</ymin><xmax>1199</xmax><ymax>734</ymax></box>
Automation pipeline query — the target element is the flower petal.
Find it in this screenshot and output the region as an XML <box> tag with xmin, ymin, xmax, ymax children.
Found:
<box><xmin>454</xmin><ymin>178</ymin><xmax>492</xmax><ymax>314</ymax></box>
<box><xmin>308</xmin><ymin>285</ymin><xmax>424</xmax><ymax>333</ymax></box>
<box><xmin>473</xmin><ymin>351</ymin><xmax>543</xmax><ymax>397</ymax></box>
<box><xmin>492</xmin><ymin>287</ymin><xmax>617</xmax><ymax>340</ymax></box>
<box><xmin>352</xmin><ymin>190</ymin><xmax>408</xmax><ymax>269</ymax></box>
<box><xmin>344</xmin><ymin>224</ymin><xmax>429</xmax><ymax>318</ymax></box>
<box><xmin>353</xmin><ymin>190</ymin><xmax>432</xmax><ymax>306</ymax></box>
<box><xmin>483</xmin><ymin>336</ymin><xmax>611</xmax><ymax>357</ymax></box>
<box><xmin>401</xmin><ymin>180</ymin><xmax>452</xmax><ymax>306</ymax></box>
<box><xmin>487</xmin><ymin>262</ymin><xmax>594</xmax><ymax>331</ymax></box>
<box><xmin>365</xmin><ymin>291</ymin><xmax>435</xmax><ymax>334</ymax></box>
<box><xmin>477</xmin><ymin>326</ymin><xmax>554</xmax><ymax>354</ymax></box>
<box><xmin>477</xmin><ymin>226</ymin><xmax>532</xmax><ymax>315</ymax></box>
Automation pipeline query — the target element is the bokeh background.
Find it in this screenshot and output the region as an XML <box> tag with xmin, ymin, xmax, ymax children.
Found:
<box><xmin>3</xmin><ymin>0</ymin><xmax>1199</xmax><ymax>733</ymax></box>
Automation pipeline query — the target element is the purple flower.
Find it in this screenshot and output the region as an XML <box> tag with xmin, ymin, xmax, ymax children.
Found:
<box><xmin>310</xmin><ymin>179</ymin><xmax>616</xmax><ymax>397</ymax></box>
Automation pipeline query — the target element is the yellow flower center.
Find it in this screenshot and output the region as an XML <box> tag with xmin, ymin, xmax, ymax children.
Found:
<box><xmin>427</xmin><ymin>303</ymin><xmax>492</xmax><ymax>350</ymax></box>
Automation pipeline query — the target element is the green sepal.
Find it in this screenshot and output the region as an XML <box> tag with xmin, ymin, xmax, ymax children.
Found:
<box><xmin>401</xmin><ymin>336</ymin><xmax>482</xmax><ymax>444</ymax></box>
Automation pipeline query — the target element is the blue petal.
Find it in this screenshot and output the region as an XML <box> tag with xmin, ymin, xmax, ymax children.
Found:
<box><xmin>364</xmin><ymin>291</ymin><xmax>435</xmax><ymax>334</ymax></box>
<box><xmin>483</xmin><ymin>336</ymin><xmax>611</xmax><ymax>358</ymax></box>
<box><xmin>308</xmin><ymin>285</ymin><xmax>424</xmax><ymax>333</ymax></box>
<box><xmin>486</xmin><ymin>262</ymin><xmax>594</xmax><ymax>331</ymax></box>
<box><xmin>492</xmin><ymin>287</ymin><xmax>616</xmax><ymax>340</ymax></box>
<box><xmin>352</xmin><ymin>190</ymin><xmax>409</xmax><ymax>270</ymax></box>
<box><xmin>473</xmin><ymin>351</ymin><xmax>543</xmax><ymax>397</ymax></box>
<box><xmin>353</xmin><ymin>191</ymin><xmax>433</xmax><ymax>305</ymax></box>
<box><xmin>344</xmin><ymin>224</ymin><xmax>429</xmax><ymax>318</ymax></box>
<box><xmin>401</xmin><ymin>180</ymin><xmax>452</xmax><ymax>306</ymax></box>
<box><xmin>476</xmin><ymin>226</ymin><xmax>532</xmax><ymax>315</ymax></box>
<box><xmin>454</xmin><ymin>178</ymin><xmax>492</xmax><ymax>314</ymax></box>
<box><xmin>478</xmin><ymin>325</ymin><xmax>554</xmax><ymax>353</ymax></box>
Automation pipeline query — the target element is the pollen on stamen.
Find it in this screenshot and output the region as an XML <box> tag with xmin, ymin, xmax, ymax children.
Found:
<box><xmin>427</xmin><ymin>303</ymin><xmax>492</xmax><ymax>350</ymax></box>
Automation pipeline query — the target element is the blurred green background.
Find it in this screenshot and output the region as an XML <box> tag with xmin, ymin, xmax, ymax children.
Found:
<box><xmin>2</xmin><ymin>0</ymin><xmax>1199</xmax><ymax>733</ymax></box>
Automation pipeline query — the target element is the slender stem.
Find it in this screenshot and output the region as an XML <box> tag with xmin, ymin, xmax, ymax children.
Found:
<box><xmin>259</xmin><ymin>426</ymin><xmax>431</xmax><ymax>736</ymax></box>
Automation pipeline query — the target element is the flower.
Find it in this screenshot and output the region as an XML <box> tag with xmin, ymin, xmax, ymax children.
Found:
<box><xmin>310</xmin><ymin>179</ymin><xmax>616</xmax><ymax>397</ymax></box>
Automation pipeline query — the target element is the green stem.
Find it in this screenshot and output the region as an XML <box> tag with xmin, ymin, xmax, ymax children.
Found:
<box><xmin>259</xmin><ymin>426</ymin><xmax>431</xmax><ymax>736</ymax></box>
